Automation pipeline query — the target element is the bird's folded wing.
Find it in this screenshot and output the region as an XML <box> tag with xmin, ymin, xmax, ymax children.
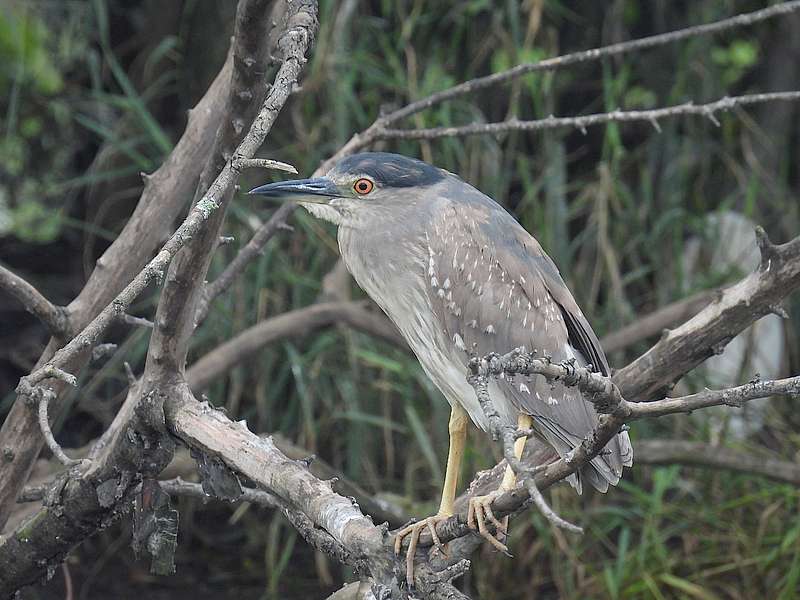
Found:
<box><xmin>424</xmin><ymin>198</ymin><xmax>631</xmax><ymax>491</ymax></box>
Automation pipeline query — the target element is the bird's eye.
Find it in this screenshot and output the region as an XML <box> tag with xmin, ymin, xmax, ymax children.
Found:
<box><xmin>353</xmin><ymin>178</ymin><xmax>374</xmax><ymax>195</ymax></box>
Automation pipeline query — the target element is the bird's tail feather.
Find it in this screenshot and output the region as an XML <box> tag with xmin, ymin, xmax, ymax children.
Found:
<box><xmin>539</xmin><ymin>426</ymin><xmax>633</xmax><ymax>494</ymax></box>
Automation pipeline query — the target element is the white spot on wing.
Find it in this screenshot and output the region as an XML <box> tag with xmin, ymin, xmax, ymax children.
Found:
<box><xmin>453</xmin><ymin>333</ymin><xmax>466</xmax><ymax>351</ymax></box>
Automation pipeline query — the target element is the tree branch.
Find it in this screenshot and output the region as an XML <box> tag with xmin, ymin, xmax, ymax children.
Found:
<box><xmin>374</xmin><ymin>92</ymin><xmax>800</xmax><ymax>142</ymax></box>
<box><xmin>187</xmin><ymin>301</ymin><xmax>404</xmax><ymax>391</ymax></box>
<box><xmin>634</xmin><ymin>440</ymin><xmax>800</xmax><ymax>486</ymax></box>
<box><xmin>0</xmin><ymin>41</ymin><xmax>234</xmax><ymax>530</ymax></box>
<box><xmin>195</xmin><ymin>202</ymin><xmax>297</xmax><ymax>322</ymax></box>
<box><xmin>144</xmin><ymin>0</ymin><xmax>292</xmax><ymax>381</ymax></box>
<box><xmin>615</xmin><ymin>228</ymin><xmax>800</xmax><ymax>401</ymax></box>
<box><xmin>0</xmin><ymin>265</ymin><xmax>69</xmax><ymax>338</ymax></box>
<box><xmin>321</xmin><ymin>1</ymin><xmax>800</xmax><ymax>166</ymax></box>
<box><xmin>628</xmin><ymin>375</ymin><xmax>800</xmax><ymax>419</ymax></box>
<box><xmin>159</xmin><ymin>477</ymin><xmax>355</xmax><ymax>566</ymax></box>
<box><xmin>0</xmin><ymin>2</ymin><xmax>320</xmax><ymax>595</ymax></box>
<box><xmin>378</xmin><ymin>2</ymin><xmax>800</xmax><ymax>125</ymax></box>
<box><xmin>163</xmin><ymin>384</ymin><xmax>395</xmax><ymax>588</ymax></box>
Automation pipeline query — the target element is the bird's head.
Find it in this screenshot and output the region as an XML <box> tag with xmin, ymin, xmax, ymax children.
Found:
<box><xmin>249</xmin><ymin>152</ymin><xmax>446</xmax><ymax>227</ymax></box>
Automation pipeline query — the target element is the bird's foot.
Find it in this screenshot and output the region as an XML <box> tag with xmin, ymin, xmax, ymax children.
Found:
<box><xmin>393</xmin><ymin>513</ymin><xmax>450</xmax><ymax>587</ymax></box>
<box><xmin>467</xmin><ymin>490</ymin><xmax>512</xmax><ymax>555</ymax></box>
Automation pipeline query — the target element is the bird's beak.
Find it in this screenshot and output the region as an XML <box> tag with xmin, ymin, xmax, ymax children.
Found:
<box><xmin>248</xmin><ymin>177</ymin><xmax>341</xmax><ymax>205</ymax></box>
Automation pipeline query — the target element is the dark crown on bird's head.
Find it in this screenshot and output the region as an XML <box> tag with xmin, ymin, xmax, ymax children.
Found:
<box><xmin>331</xmin><ymin>152</ymin><xmax>445</xmax><ymax>188</ymax></box>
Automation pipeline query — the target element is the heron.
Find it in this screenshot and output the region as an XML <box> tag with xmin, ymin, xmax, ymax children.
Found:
<box><xmin>250</xmin><ymin>152</ymin><xmax>633</xmax><ymax>573</ymax></box>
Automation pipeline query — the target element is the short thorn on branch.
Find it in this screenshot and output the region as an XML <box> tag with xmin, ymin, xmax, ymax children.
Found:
<box><xmin>754</xmin><ymin>225</ymin><xmax>780</xmax><ymax>272</ymax></box>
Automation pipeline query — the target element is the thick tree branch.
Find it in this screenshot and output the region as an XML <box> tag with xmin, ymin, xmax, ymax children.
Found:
<box><xmin>374</xmin><ymin>92</ymin><xmax>800</xmax><ymax>142</ymax></box>
<box><xmin>0</xmin><ymin>3</ymin><xmax>320</xmax><ymax>595</ymax></box>
<box><xmin>0</xmin><ymin>265</ymin><xmax>69</xmax><ymax>338</ymax></box>
<box><xmin>0</xmin><ymin>44</ymin><xmax>234</xmax><ymax>530</ymax></box>
<box><xmin>159</xmin><ymin>477</ymin><xmax>355</xmax><ymax>565</ymax></box>
<box><xmin>144</xmin><ymin>0</ymin><xmax>288</xmax><ymax>381</ymax></box>
<box><xmin>614</xmin><ymin>228</ymin><xmax>800</xmax><ymax>401</ymax></box>
<box><xmin>163</xmin><ymin>385</ymin><xmax>396</xmax><ymax>590</ymax></box>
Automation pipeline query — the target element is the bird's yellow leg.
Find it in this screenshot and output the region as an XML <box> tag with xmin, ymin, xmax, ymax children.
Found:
<box><xmin>394</xmin><ymin>404</ymin><xmax>467</xmax><ymax>585</ymax></box>
<box><xmin>438</xmin><ymin>403</ymin><xmax>468</xmax><ymax>515</ymax></box>
<box><xmin>467</xmin><ymin>414</ymin><xmax>534</xmax><ymax>554</ymax></box>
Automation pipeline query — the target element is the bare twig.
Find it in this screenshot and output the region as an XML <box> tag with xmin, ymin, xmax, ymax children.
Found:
<box><xmin>0</xmin><ymin>265</ymin><xmax>69</xmax><ymax>338</ymax></box>
<box><xmin>375</xmin><ymin>92</ymin><xmax>800</xmax><ymax>142</ymax></box>
<box><xmin>379</xmin><ymin>2</ymin><xmax>800</xmax><ymax>124</ymax></box>
<box><xmin>37</xmin><ymin>391</ymin><xmax>80</xmax><ymax>467</ymax></box>
<box><xmin>119</xmin><ymin>313</ymin><xmax>154</xmax><ymax>328</ymax></box>
<box><xmin>628</xmin><ymin>375</ymin><xmax>800</xmax><ymax>419</ymax></box>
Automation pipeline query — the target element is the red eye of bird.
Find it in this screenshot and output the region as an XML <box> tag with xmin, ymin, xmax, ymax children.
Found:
<box><xmin>353</xmin><ymin>178</ymin><xmax>374</xmax><ymax>195</ymax></box>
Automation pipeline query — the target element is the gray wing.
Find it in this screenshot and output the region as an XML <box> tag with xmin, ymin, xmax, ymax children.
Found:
<box><xmin>425</xmin><ymin>197</ymin><xmax>632</xmax><ymax>493</ymax></box>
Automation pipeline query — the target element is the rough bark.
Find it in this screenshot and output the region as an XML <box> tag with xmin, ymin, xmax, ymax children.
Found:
<box><xmin>0</xmin><ymin>48</ymin><xmax>233</xmax><ymax>531</ymax></box>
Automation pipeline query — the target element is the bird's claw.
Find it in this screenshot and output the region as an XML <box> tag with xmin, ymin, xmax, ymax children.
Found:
<box><xmin>467</xmin><ymin>491</ymin><xmax>512</xmax><ymax>556</ymax></box>
<box><xmin>393</xmin><ymin>513</ymin><xmax>450</xmax><ymax>587</ymax></box>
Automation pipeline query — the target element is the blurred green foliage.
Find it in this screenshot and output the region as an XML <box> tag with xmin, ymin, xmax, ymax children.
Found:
<box><xmin>2</xmin><ymin>1</ymin><xmax>799</xmax><ymax>599</ymax></box>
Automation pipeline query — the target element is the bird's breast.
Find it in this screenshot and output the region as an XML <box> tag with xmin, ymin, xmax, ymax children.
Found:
<box><xmin>337</xmin><ymin>227</ymin><xmax>494</xmax><ymax>429</ymax></box>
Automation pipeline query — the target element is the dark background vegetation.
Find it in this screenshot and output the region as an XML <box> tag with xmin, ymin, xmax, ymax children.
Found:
<box><xmin>1</xmin><ymin>0</ymin><xmax>799</xmax><ymax>598</ymax></box>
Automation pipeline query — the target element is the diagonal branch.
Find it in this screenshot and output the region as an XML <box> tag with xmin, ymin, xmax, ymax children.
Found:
<box><xmin>195</xmin><ymin>202</ymin><xmax>297</xmax><ymax>323</ymax></box>
<box><xmin>615</xmin><ymin>227</ymin><xmax>800</xmax><ymax>401</ymax></box>
<box><xmin>0</xmin><ymin>265</ymin><xmax>69</xmax><ymax>338</ymax></box>
<box><xmin>0</xmin><ymin>45</ymin><xmax>235</xmax><ymax>530</ymax></box>
<box><xmin>144</xmin><ymin>0</ymin><xmax>298</xmax><ymax>380</ymax></box>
